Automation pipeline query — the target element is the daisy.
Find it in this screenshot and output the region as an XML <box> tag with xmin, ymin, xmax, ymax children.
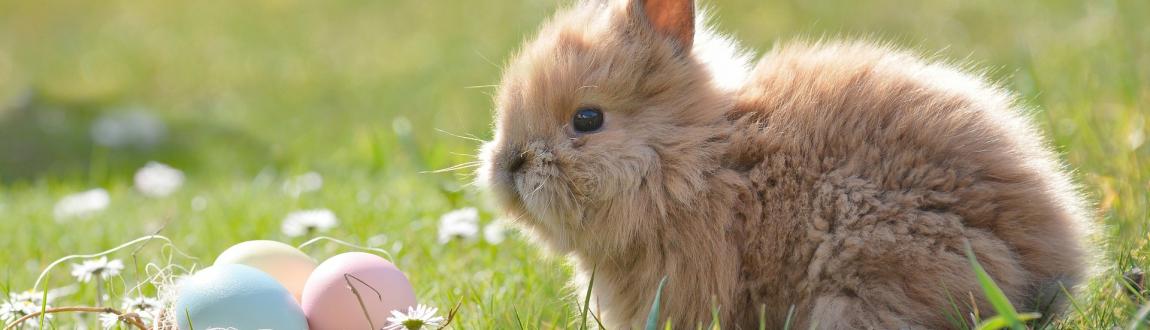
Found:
<box><xmin>9</xmin><ymin>291</ymin><xmax>45</xmax><ymax>306</ymax></box>
<box><xmin>368</xmin><ymin>234</ymin><xmax>389</xmax><ymax>247</ymax></box>
<box><xmin>191</xmin><ymin>195</ymin><xmax>209</xmax><ymax>212</ymax></box>
<box><xmin>120</xmin><ymin>296</ymin><xmax>161</xmax><ymax>323</ymax></box>
<box><xmin>70</xmin><ymin>257</ymin><xmax>125</xmax><ymax>283</ymax></box>
<box><xmin>134</xmin><ymin>162</ymin><xmax>185</xmax><ymax>197</ymax></box>
<box><xmin>392</xmin><ymin>117</ymin><xmax>412</xmax><ymax>136</ymax></box>
<box><xmin>382</xmin><ymin>304</ymin><xmax>444</xmax><ymax>330</ymax></box>
<box><xmin>357</xmin><ymin>189</ymin><xmax>373</xmax><ymax>205</ymax></box>
<box><xmin>483</xmin><ymin>220</ymin><xmax>509</xmax><ymax>245</ymax></box>
<box><xmin>1</xmin><ymin>292</ymin><xmax>53</xmax><ymax>327</ymax></box>
<box><xmin>437</xmin><ymin>208</ymin><xmax>479</xmax><ymax>244</ymax></box>
<box><xmin>53</xmin><ymin>188</ymin><xmax>110</xmax><ymax>221</ymax></box>
<box><xmin>281</xmin><ymin>209</ymin><xmax>339</xmax><ymax>237</ymax></box>
<box><xmin>282</xmin><ymin>171</ymin><xmax>324</xmax><ymax>197</ymax></box>
<box><xmin>99</xmin><ymin>312</ymin><xmax>123</xmax><ymax>329</ymax></box>
<box><xmin>4</xmin><ymin>287</ymin><xmax>73</xmax><ymax>308</ymax></box>
<box><xmin>99</xmin><ymin>295</ymin><xmax>162</xmax><ymax>329</ymax></box>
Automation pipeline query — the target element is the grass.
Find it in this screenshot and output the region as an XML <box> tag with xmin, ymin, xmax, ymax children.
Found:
<box><xmin>0</xmin><ymin>0</ymin><xmax>1147</xmax><ymax>328</ymax></box>
<box><xmin>965</xmin><ymin>242</ymin><xmax>1041</xmax><ymax>330</ymax></box>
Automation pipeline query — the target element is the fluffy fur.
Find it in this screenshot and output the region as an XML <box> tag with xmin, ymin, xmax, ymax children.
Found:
<box><xmin>478</xmin><ymin>0</ymin><xmax>1090</xmax><ymax>328</ymax></box>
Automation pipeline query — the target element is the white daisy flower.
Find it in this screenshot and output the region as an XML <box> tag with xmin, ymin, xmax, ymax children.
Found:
<box><xmin>367</xmin><ymin>234</ymin><xmax>389</xmax><ymax>247</ymax></box>
<box><xmin>191</xmin><ymin>195</ymin><xmax>209</xmax><ymax>212</ymax></box>
<box><xmin>382</xmin><ymin>304</ymin><xmax>445</xmax><ymax>330</ymax></box>
<box><xmin>9</xmin><ymin>291</ymin><xmax>45</xmax><ymax>306</ymax></box>
<box><xmin>483</xmin><ymin>220</ymin><xmax>509</xmax><ymax>245</ymax></box>
<box><xmin>53</xmin><ymin>188</ymin><xmax>110</xmax><ymax>221</ymax></box>
<box><xmin>281</xmin><ymin>209</ymin><xmax>339</xmax><ymax>237</ymax></box>
<box><xmin>1</xmin><ymin>292</ymin><xmax>53</xmax><ymax>327</ymax></box>
<box><xmin>70</xmin><ymin>257</ymin><xmax>125</xmax><ymax>283</ymax></box>
<box><xmin>437</xmin><ymin>207</ymin><xmax>479</xmax><ymax>244</ymax></box>
<box><xmin>134</xmin><ymin>162</ymin><xmax>185</xmax><ymax>197</ymax></box>
<box><xmin>282</xmin><ymin>171</ymin><xmax>323</xmax><ymax>197</ymax></box>
<box><xmin>121</xmin><ymin>296</ymin><xmax>161</xmax><ymax>323</ymax></box>
<box><xmin>98</xmin><ymin>296</ymin><xmax>160</xmax><ymax>329</ymax></box>
<box><xmin>392</xmin><ymin>117</ymin><xmax>412</xmax><ymax>137</ymax></box>
<box><xmin>5</xmin><ymin>287</ymin><xmax>73</xmax><ymax>308</ymax></box>
<box><xmin>99</xmin><ymin>312</ymin><xmax>122</xmax><ymax>329</ymax></box>
<box><xmin>357</xmin><ymin>189</ymin><xmax>373</xmax><ymax>204</ymax></box>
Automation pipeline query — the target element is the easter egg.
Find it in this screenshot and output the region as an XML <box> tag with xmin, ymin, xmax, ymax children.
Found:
<box><xmin>214</xmin><ymin>240</ymin><xmax>317</xmax><ymax>300</ymax></box>
<box><xmin>301</xmin><ymin>252</ymin><xmax>417</xmax><ymax>330</ymax></box>
<box><xmin>175</xmin><ymin>264</ymin><xmax>308</xmax><ymax>330</ymax></box>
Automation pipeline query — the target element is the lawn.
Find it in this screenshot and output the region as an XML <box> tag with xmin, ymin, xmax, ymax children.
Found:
<box><xmin>0</xmin><ymin>0</ymin><xmax>1147</xmax><ymax>328</ymax></box>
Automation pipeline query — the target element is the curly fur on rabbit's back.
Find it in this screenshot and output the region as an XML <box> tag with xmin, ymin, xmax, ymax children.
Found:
<box><xmin>478</xmin><ymin>0</ymin><xmax>1090</xmax><ymax>328</ymax></box>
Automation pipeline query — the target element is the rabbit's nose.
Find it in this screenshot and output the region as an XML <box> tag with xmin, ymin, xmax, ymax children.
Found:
<box><xmin>507</xmin><ymin>151</ymin><xmax>527</xmax><ymax>173</ymax></box>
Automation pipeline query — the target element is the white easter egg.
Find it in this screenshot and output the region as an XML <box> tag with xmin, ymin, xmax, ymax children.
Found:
<box><xmin>214</xmin><ymin>240</ymin><xmax>317</xmax><ymax>301</ymax></box>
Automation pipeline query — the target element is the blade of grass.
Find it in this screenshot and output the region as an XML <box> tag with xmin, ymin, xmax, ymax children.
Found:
<box><xmin>644</xmin><ymin>276</ymin><xmax>668</xmax><ymax>330</ymax></box>
<box><xmin>980</xmin><ymin>312</ymin><xmax>1041</xmax><ymax>330</ymax></box>
<box><xmin>964</xmin><ymin>241</ymin><xmax>1026</xmax><ymax>330</ymax></box>
<box><xmin>758</xmin><ymin>304</ymin><xmax>766</xmax><ymax>330</ymax></box>
<box><xmin>942</xmin><ymin>286</ymin><xmax>973</xmax><ymax>330</ymax></box>
<box><xmin>590</xmin><ymin>308</ymin><xmax>607</xmax><ymax>330</ymax></box>
<box><xmin>580</xmin><ymin>266</ymin><xmax>597</xmax><ymax>330</ymax></box>
<box><xmin>976</xmin><ymin>316</ymin><xmax>1010</xmax><ymax>330</ymax></box>
<box><xmin>782</xmin><ymin>304</ymin><xmax>795</xmax><ymax>330</ymax></box>
<box><xmin>513</xmin><ymin>308</ymin><xmax>525</xmax><ymax>330</ymax></box>
<box><xmin>39</xmin><ymin>276</ymin><xmax>49</xmax><ymax>330</ymax></box>
<box><xmin>185</xmin><ymin>307</ymin><xmax>194</xmax><ymax>330</ymax></box>
<box><xmin>709</xmin><ymin>298</ymin><xmax>721</xmax><ymax>330</ymax></box>
<box><xmin>1058</xmin><ymin>284</ymin><xmax>1085</xmax><ymax>318</ymax></box>
<box><xmin>1128</xmin><ymin>302</ymin><xmax>1150</xmax><ymax>330</ymax></box>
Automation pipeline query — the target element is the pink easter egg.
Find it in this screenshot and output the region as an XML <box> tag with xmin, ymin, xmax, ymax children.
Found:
<box><xmin>301</xmin><ymin>252</ymin><xmax>417</xmax><ymax>330</ymax></box>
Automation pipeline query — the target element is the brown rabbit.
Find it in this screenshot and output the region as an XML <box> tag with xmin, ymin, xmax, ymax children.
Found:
<box><xmin>478</xmin><ymin>0</ymin><xmax>1091</xmax><ymax>328</ymax></box>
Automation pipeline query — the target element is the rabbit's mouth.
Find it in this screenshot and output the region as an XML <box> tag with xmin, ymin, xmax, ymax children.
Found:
<box><xmin>478</xmin><ymin>140</ymin><xmax>541</xmax><ymax>219</ymax></box>
<box><xmin>505</xmin><ymin>149</ymin><xmax>565</xmax><ymax>218</ymax></box>
<box><xmin>479</xmin><ymin>140</ymin><xmax>580</xmax><ymax>227</ymax></box>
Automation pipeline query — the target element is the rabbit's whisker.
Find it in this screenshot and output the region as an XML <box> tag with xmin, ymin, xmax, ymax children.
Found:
<box><xmin>422</xmin><ymin>162</ymin><xmax>483</xmax><ymax>174</ymax></box>
<box><xmin>473</xmin><ymin>49</ymin><xmax>503</xmax><ymax>70</ymax></box>
<box><xmin>523</xmin><ymin>175</ymin><xmax>551</xmax><ymax>202</ymax></box>
<box><xmin>435</xmin><ymin>128</ymin><xmax>489</xmax><ymax>144</ymax></box>
<box><xmin>450</xmin><ymin>152</ymin><xmax>480</xmax><ymax>158</ymax></box>
<box><xmin>464</xmin><ymin>84</ymin><xmax>500</xmax><ymax>89</ymax></box>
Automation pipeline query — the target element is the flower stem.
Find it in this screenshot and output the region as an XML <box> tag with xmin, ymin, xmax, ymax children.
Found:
<box><xmin>3</xmin><ymin>306</ymin><xmax>147</xmax><ymax>330</ymax></box>
<box><xmin>343</xmin><ymin>273</ymin><xmax>383</xmax><ymax>330</ymax></box>
<box><xmin>96</xmin><ymin>276</ymin><xmax>105</xmax><ymax>307</ymax></box>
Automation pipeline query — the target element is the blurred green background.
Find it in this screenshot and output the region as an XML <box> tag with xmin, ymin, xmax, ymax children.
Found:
<box><xmin>1</xmin><ymin>0</ymin><xmax>1147</xmax><ymax>328</ymax></box>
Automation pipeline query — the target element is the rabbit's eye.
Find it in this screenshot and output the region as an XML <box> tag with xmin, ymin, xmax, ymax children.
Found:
<box><xmin>572</xmin><ymin>107</ymin><xmax>604</xmax><ymax>133</ymax></box>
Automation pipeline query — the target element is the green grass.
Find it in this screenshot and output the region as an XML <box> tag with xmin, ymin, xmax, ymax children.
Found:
<box><xmin>965</xmin><ymin>242</ymin><xmax>1042</xmax><ymax>330</ymax></box>
<box><xmin>0</xmin><ymin>0</ymin><xmax>1147</xmax><ymax>328</ymax></box>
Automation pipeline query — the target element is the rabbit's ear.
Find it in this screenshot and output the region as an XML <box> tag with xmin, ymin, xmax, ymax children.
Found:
<box><xmin>637</xmin><ymin>0</ymin><xmax>695</xmax><ymax>51</ymax></box>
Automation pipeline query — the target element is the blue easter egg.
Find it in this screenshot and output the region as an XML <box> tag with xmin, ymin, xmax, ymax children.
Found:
<box><xmin>175</xmin><ymin>264</ymin><xmax>309</xmax><ymax>330</ymax></box>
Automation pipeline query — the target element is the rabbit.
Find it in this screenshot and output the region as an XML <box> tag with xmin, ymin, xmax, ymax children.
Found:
<box><xmin>477</xmin><ymin>0</ymin><xmax>1091</xmax><ymax>328</ymax></box>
